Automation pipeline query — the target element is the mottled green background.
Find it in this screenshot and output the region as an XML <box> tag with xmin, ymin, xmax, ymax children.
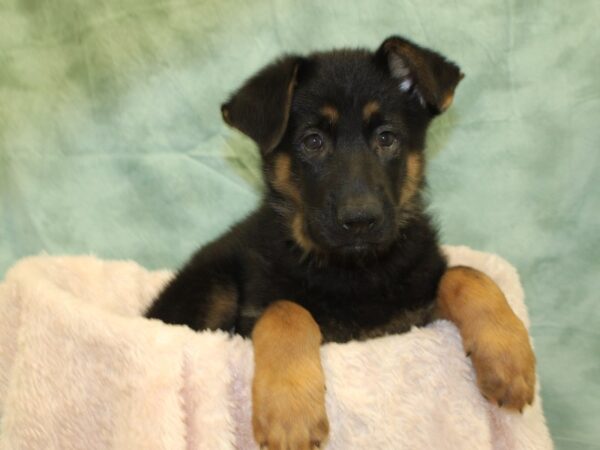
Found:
<box><xmin>1</xmin><ymin>0</ymin><xmax>598</xmax><ymax>447</ymax></box>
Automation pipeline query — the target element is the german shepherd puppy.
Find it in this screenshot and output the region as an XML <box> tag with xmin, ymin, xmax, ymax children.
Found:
<box><xmin>146</xmin><ymin>36</ymin><xmax>535</xmax><ymax>449</ymax></box>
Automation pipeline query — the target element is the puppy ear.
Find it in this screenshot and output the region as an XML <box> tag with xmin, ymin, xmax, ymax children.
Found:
<box><xmin>221</xmin><ymin>56</ymin><xmax>303</xmax><ymax>153</ymax></box>
<box><xmin>375</xmin><ymin>36</ymin><xmax>464</xmax><ymax>114</ymax></box>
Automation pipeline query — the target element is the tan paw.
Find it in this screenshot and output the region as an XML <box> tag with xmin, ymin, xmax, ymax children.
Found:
<box><xmin>252</xmin><ymin>362</ymin><xmax>329</xmax><ymax>450</ymax></box>
<box><xmin>466</xmin><ymin>315</ymin><xmax>536</xmax><ymax>411</ymax></box>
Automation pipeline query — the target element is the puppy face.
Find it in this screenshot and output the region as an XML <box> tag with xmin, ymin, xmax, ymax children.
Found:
<box><xmin>222</xmin><ymin>37</ymin><xmax>463</xmax><ymax>258</ymax></box>
<box><xmin>277</xmin><ymin>52</ymin><xmax>432</xmax><ymax>256</ymax></box>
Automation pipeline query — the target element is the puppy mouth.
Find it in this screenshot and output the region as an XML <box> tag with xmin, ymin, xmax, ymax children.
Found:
<box><xmin>304</xmin><ymin>215</ymin><xmax>395</xmax><ymax>257</ymax></box>
<box><xmin>331</xmin><ymin>237</ymin><xmax>394</xmax><ymax>257</ymax></box>
<box><xmin>337</xmin><ymin>241</ymin><xmax>377</xmax><ymax>252</ymax></box>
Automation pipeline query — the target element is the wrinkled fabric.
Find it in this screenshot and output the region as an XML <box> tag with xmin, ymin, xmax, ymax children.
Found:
<box><xmin>0</xmin><ymin>247</ymin><xmax>552</xmax><ymax>449</ymax></box>
<box><xmin>0</xmin><ymin>1</ymin><xmax>598</xmax><ymax>448</ymax></box>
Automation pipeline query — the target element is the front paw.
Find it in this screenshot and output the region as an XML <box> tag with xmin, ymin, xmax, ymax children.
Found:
<box><xmin>466</xmin><ymin>316</ymin><xmax>536</xmax><ymax>411</ymax></box>
<box><xmin>252</xmin><ymin>363</ymin><xmax>329</xmax><ymax>450</ymax></box>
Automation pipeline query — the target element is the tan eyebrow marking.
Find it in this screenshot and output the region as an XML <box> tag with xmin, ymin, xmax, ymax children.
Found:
<box><xmin>320</xmin><ymin>104</ymin><xmax>339</xmax><ymax>123</ymax></box>
<box><xmin>362</xmin><ymin>101</ymin><xmax>380</xmax><ymax>121</ymax></box>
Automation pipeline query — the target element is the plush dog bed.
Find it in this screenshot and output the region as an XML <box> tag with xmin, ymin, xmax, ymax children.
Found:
<box><xmin>0</xmin><ymin>246</ymin><xmax>552</xmax><ymax>449</ymax></box>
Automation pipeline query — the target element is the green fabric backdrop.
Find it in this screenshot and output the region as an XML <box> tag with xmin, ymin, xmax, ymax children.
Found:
<box><xmin>1</xmin><ymin>0</ymin><xmax>598</xmax><ymax>447</ymax></box>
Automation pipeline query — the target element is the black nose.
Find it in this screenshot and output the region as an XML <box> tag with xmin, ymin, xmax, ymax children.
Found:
<box><xmin>337</xmin><ymin>198</ymin><xmax>384</xmax><ymax>234</ymax></box>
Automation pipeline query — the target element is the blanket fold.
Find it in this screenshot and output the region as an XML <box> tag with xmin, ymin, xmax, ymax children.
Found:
<box><xmin>0</xmin><ymin>246</ymin><xmax>552</xmax><ymax>449</ymax></box>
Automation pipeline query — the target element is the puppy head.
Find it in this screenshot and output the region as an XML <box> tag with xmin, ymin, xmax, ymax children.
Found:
<box><xmin>222</xmin><ymin>36</ymin><xmax>463</xmax><ymax>258</ymax></box>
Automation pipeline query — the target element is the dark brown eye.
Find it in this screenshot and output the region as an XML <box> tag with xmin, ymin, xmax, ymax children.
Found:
<box><xmin>302</xmin><ymin>133</ymin><xmax>324</xmax><ymax>151</ymax></box>
<box><xmin>377</xmin><ymin>131</ymin><xmax>397</xmax><ymax>147</ymax></box>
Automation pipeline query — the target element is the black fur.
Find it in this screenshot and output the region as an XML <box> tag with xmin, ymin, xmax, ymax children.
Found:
<box><xmin>146</xmin><ymin>36</ymin><xmax>463</xmax><ymax>343</ymax></box>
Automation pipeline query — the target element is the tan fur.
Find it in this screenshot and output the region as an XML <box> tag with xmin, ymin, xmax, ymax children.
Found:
<box><xmin>400</xmin><ymin>152</ymin><xmax>423</xmax><ymax>206</ymax></box>
<box><xmin>440</xmin><ymin>93</ymin><xmax>454</xmax><ymax>112</ymax></box>
<box><xmin>252</xmin><ymin>301</ymin><xmax>329</xmax><ymax>450</ymax></box>
<box><xmin>271</xmin><ymin>154</ymin><xmax>320</xmax><ymax>257</ymax></box>
<box><xmin>291</xmin><ymin>213</ymin><xmax>319</xmax><ymax>255</ymax></box>
<box><xmin>221</xmin><ymin>107</ymin><xmax>231</xmax><ymax>123</ymax></box>
<box><xmin>320</xmin><ymin>104</ymin><xmax>339</xmax><ymax>123</ymax></box>
<box><xmin>272</xmin><ymin>153</ymin><xmax>302</xmax><ymax>205</ymax></box>
<box><xmin>362</xmin><ymin>100</ymin><xmax>380</xmax><ymax>121</ymax></box>
<box><xmin>436</xmin><ymin>266</ymin><xmax>536</xmax><ymax>411</ymax></box>
<box><xmin>204</xmin><ymin>284</ymin><xmax>237</xmax><ymax>329</ymax></box>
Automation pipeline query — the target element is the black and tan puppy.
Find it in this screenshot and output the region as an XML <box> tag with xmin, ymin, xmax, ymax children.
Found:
<box><xmin>146</xmin><ymin>36</ymin><xmax>536</xmax><ymax>449</ymax></box>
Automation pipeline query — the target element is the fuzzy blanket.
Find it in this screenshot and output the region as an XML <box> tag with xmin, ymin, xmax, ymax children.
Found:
<box><xmin>0</xmin><ymin>246</ymin><xmax>552</xmax><ymax>449</ymax></box>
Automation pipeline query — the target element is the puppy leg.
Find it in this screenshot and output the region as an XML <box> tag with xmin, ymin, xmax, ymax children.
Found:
<box><xmin>252</xmin><ymin>301</ymin><xmax>329</xmax><ymax>450</ymax></box>
<box><xmin>436</xmin><ymin>266</ymin><xmax>536</xmax><ymax>411</ymax></box>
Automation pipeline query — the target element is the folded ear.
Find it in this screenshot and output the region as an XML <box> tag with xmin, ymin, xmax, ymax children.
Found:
<box><xmin>221</xmin><ymin>56</ymin><xmax>303</xmax><ymax>153</ymax></box>
<box><xmin>375</xmin><ymin>36</ymin><xmax>464</xmax><ymax>114</ymax></box>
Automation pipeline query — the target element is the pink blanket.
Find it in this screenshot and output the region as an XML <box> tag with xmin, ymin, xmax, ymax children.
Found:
<box><xmin>0</xmin><ymin>246</ymin><xmax>553</xmax><ymax>449</ymax></box>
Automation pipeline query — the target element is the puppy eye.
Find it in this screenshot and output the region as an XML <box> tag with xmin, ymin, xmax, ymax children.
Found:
<box><xmin>302</xmin><ymin>133</ymin><xmax>324</xmax><ymax>151</ymax></box>
<box><xmin>377</xmin><ymin>131</ymin><xmax>397</xmax><ymax>147</ymax></box>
